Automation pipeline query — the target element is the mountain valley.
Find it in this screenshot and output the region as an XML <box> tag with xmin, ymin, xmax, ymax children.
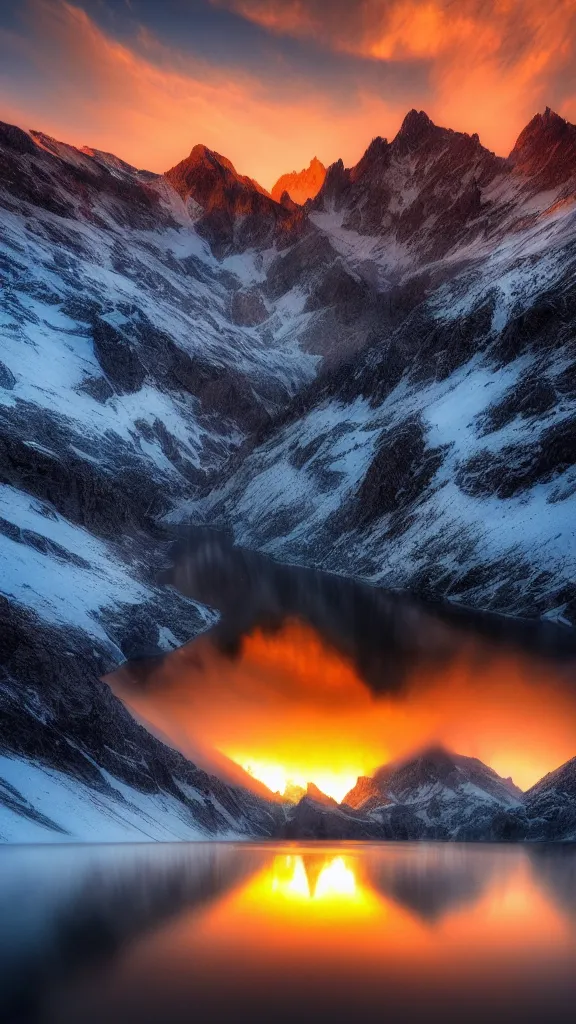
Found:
<box><xmin>1</xmin><ymin>106</ymin><xmax>576</xmax><ymax>842</ymax></box>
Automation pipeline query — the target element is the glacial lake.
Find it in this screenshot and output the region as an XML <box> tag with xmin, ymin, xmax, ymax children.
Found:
<box><xmin>1</xmin><ymin>841</ymin><xmax>575</xmax><ymax>1023</ymax></box>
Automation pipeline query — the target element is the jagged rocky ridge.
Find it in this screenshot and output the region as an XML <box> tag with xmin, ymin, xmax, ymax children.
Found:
<box><xmin>199</xmin><ymin>108</ymin><xmax>576</xmax><ymax>625</ymax></box>
<box><xmin>1</xmin><ymin>107</ymin><xmax>576</xmax><ymax>840</ymax></box>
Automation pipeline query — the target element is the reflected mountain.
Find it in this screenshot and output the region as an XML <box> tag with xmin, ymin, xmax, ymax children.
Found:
<box><xmin>528</xmin><ymin>845</ymin><xmax>576</xmax><ymax>924</ymax></box>
<box><xmin>361</xmin><ymin>844</ymin><xmax>504</xmax><ymax>924</ymax></box>
<box><xmin>159</xmin><ymin>528</ymin><xmax>576</xmax><ymax>697</ymax></box>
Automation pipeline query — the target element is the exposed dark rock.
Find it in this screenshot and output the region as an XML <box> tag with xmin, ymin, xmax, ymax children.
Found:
<box><xmin>0</xmin><ymin>600</ymin><xmax>281</xmax><ymax>838</ymax></box>
<box><xmin>480</xmin><ymin>373</ymin><xmax>557</xmax><ymax>433</ymax></box>
<box><xmin>77</xmin><ymin>375</ymin><xmax>114</xmax><ymax>403</ymax></box>
<box><xmin>92</xmin><ymin>318</ymin><xmax>147</xmax><ymax>394</ymax></box>
<box><xmin>457</xmin><ymin>415</ymin><xmax>576</xmax><ymax>498</ymax></box>
<box><xmin>524</xmin><ymin>756</ymin><xmax>576</xmax><ymax>841</ymax></box>
<box><xmin>229</xmin><ymin>287</ymin><xmax>268</xmax><ymax>326</ymax></box>
<box><xmin>0</xmin><ymin>362</ymin><xmax>15</xmax><ymax>390</ymax></box>
<box><xmin>351</xmin><ymin>417</ymin><xmax>446</xmax><ymax>529</ymax></box>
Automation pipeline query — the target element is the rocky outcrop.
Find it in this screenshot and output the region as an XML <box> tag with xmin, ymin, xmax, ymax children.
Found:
<box><xmin>0</xmin><ymin>600</ymin><xmax>282</xmax><ymax>841</ymax></box>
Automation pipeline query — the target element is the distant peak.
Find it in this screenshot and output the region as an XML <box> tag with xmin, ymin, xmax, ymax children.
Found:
<box><xmin>516</xmin><ymin>107</ymin><xmax>569</xmax><ymax>138</ymax></box>
<box><xmin>186</xmin><ymin>144</ymin><xmax>236</xmax><ymax>174</ymax></box>
<box><xmin>543</xmin><ymin>105</ymin><xmax>563</xmax><ymax>122</ymax></box>
<box><xmin>398</xmin><ymin>109</ymin><xmax>434</xmax><ymax>135</ymax></box>
<box><xmin>365</xmin><ymin>136</ymin><xmax>388</xmax><ymax>157</ymax></box>
<box><xmin>414</xmin><ymin>743</ymin><xmax>454</xmax><ymax>762</ymax></box>
<box><xmin>305</xmin><ymin>782</ymin><xmax>337</xmax><ymax>806</ymax></box>
<box><xmin>391</xmin><ymin>109</ymin><xmax>442</xmax><ymax>155</ymax></box>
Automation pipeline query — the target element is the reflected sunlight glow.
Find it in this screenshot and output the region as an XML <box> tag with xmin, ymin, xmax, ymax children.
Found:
<box><xmin>268</xmin><ymin>855</ymin><xmax>368</xmax><ymax>907</ymax></box>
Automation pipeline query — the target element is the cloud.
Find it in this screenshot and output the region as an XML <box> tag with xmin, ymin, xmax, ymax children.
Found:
<box><xmin>216</xmin><ymin>0</ymin><xmax>576</xmax><ymax>154</ymax></box>
<box><xmin>1</xmin><ymin>1</ymin><xmax>575</xmax><ymax>189</ymax></box>
<box><xmin>0</xmin><ymin>0</ymin><xmax>409</xmax><ymax>186</ymax></box>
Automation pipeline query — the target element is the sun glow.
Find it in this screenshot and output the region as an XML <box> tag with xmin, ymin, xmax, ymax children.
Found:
<box><xmin>235</xmin><ymin>758</ymin><xmax>363</xmax><ymax>803</ymax></box>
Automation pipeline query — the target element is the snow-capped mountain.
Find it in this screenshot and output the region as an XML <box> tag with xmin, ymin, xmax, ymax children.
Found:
<box><xmin>525</xmin><ymin>756</ymin><xmax>576</xmax><ymax>841</ymax></box>
<box><xmin>271</xmin><ymin>157</ymin><xmax>327</xmax><ymax>206</ymax></box>
<box><xmin>1</xmin><ymin>106</ymin><xmax>576</xmax><ymax>841</ymax></box>
<box><xmin>201</xmin><ymin>108</ymin><xmax>576</xmax><ymax>626</ymax></box>
<box><xmin>343</xmin><ymin>746</ymin><xmax>526</xmax><ymax>841</ymax></box>
<box><xmin>0</xmin><ymin>122</ymin><xmax>318</xmax><ymax>841</ymax></box>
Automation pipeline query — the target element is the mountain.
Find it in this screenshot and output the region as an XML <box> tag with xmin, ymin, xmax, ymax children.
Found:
<box><xmin>2</xmin><ymin>107</ymin><xmax>576</xmax><ymax>841</ymax></box>
<box><xmin>271</xmin><ymin>156</ymin><xmax>326</xmax><ymax>206</ymax></box>
<box><xmin>282</xmin><ymin>795</ymin><xmax>383</xmax><ymax>840</ymax></box>
<box><xmin>0</xmin><ymin>121</ymin><xmax>319</xmax><ymax>841</ymax></box>
<box><xmin>165</xmin><ymin>144</ymin><xmax>305</xmax><ymax>257</ymax></box>
<box><xmin>285</xmin><ymin>747</ymin><xmax>576</xmax><ymax>842</ymax></box>
<box><xmin>339</xmin><ymin>746</ymin><xmax>526</xmax><ymax>841</ymax></box>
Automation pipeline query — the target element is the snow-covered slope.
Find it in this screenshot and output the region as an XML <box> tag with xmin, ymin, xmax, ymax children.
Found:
<box><xmin>524</xmin><ymin>756</ymin><xmax>576</xmax><ymax>841</ymax></box>
<box><xmin>0</xmin><ymin>122</ymin><xmax>324</xmax><ymax>840</ymax></box>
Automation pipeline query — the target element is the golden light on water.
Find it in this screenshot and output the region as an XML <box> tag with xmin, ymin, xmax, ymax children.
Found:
<box><xmin>236</xmin><ymin>853</ymin><xmax>383</xmax><ymax>923</ymax></box>
<box><xmin>271</xmin><ymin>855</ymin><xmax>358</xmax><ymax>901</ymax></box>
<box><xmin>43</xmin><ymin>845</ymin><xmax>576</xmax><ymax>1024</ymax></box>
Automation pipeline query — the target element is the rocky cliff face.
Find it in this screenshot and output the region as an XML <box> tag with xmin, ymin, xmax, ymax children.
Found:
<box><xmin>271</xmin><ymin>157</ymin><xmax>326</xmax><ymax>206</ymax></box>
<box><xmin>524</xmin><ymin>757</ymin><xmax>576</xmax><ymax>841</ymax></box>
<box><xmin>165</xmin><ymin>144</ymin><xmax>305</xmax><ymax>257</ymax></box>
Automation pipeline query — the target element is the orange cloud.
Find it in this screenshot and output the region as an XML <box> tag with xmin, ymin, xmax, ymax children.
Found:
<box><xmin>2</xmin><ymin>1</ymin><xmax>575</xmax><ymax>192</ymax></box>
<box><xmin>218</xmin><ymin>0</ymin><xmax>576</xmax><ymax>155</ymax></box>
<box><xmin>0</xmin><ymin>0</ymin><xmax>407</xmax><ymax>188</ymax></box>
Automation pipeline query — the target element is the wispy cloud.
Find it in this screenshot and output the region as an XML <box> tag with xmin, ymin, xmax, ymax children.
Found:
<box><xmin>0</xmin><ymin>0</ymin><xmax>410</xmax><ymax>185</ymax></box>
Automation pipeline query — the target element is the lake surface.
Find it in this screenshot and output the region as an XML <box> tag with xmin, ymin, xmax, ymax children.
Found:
<box><xmin>1</xmin><ymin>842</ymin><xmax>575</xmax><ymax>1023</ymax></box>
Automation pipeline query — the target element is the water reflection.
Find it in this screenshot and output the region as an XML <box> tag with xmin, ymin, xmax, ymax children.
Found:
<box><xmin>1</xmin><ymin>842</ymin><xmax>575</xmax><ymax>1023</ymax></box>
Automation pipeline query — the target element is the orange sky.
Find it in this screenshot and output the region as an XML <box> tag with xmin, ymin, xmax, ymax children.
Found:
<box><xmin>113</xmin><ymin>620</ymin><xmax>576</xmax><ymax>801</ymax></box>
<box><xmin>1</xmin><ymin>0</ymin><xmax>575</xmax><ymax>188</ymax></box>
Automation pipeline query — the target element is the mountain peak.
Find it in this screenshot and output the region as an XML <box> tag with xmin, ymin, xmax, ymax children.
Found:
<box><xmin>391</xmin><ymin>109</ymin><xmax>446</xmax><ymax>157</ymax></box>
<box><xmin>509</xmin><ymin>107</ymin><xmax>576</xmax><ymax>185</ymax></box>
<box><xmin>271</xmin><ymin>156</ymin><xmax>326</xmax><ymax>205</ymax></box>
<box><xmin>305</xmin><ymin>782</ymin><xmax>338</xmax><ymax>806</ymax></box>
<box><xmin>400</xmin><ymin>108</ymin><xmax>434</xmax><ymax>132</ymax></box>
<box><xmin>166</xmin><ymin>144</ymin><xmax>269</xmax><ymax>201</ymax></box>
<box><xmin>512</xmin><ymin>107</ymin><xmax>568</xmax><ymax>145</ymax></box>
